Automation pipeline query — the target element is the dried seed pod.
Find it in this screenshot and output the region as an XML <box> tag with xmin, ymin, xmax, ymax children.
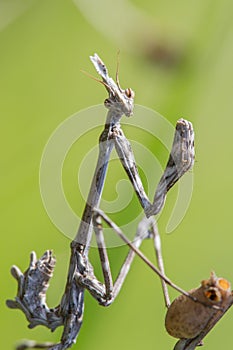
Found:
<box><xmin>165</xmin><ymin>272</ymin><xmax>232</xmax><ymax>339</ymax></box>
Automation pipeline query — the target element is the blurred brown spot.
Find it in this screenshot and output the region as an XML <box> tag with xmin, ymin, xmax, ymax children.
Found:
<box><xmin>143</xmin><ymin>40</ymin><xmax>184</xmax><ymax>68</ymax></box>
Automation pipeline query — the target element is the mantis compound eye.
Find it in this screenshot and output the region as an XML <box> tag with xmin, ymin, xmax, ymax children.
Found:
<box><xmin>165</xmin><ymin>272</ymin><xmax>232</xmax><ymax>340</ymax></box>
<box><xmin>104</xmin><ymin>98</ymin><xmax>112</xmax><ymax>108</ymax></box>
<box><xmin>125</xmin><ymin>88</ymin><xmax>134</xmax><ymax>98</ymax></box>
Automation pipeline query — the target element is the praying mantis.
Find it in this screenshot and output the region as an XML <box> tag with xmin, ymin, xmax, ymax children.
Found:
<box><xmin>7</xmin><ymin>53</ymin><xmax>233</xmax><ymax>350</ymax></box>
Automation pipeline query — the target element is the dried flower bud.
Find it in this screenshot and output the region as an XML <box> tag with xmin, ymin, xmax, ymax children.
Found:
<box><xmin>165</xmin><ymin>272</ymin><xmax>232</xmax><ymax>339</ymax></box>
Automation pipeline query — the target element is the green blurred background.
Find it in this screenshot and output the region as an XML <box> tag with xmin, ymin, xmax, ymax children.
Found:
<box><xmin>1</xmin><ymin>0</ymin><xmax>233</xmax><ymax>349</ymax></box>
